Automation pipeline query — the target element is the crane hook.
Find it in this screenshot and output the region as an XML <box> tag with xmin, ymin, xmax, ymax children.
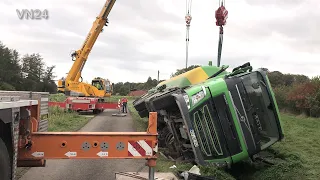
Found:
<box><xmin>215</xmin><ymin>0</ymin><xmax>228</xmax><ymax>27</ymax></box>
<box><xmin>215</xmin><ymin>0</ymin><xmax>228</xmax><ymax>67</ymax></box>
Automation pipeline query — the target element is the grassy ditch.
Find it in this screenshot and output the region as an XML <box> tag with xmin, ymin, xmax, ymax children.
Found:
<box><xmin>48</xmin><ymin>106</ymin><xmax>91</xmax><ymax>132</ymax></box>
<box><xmin>128</xmin><ymin>101</ymin><xmax>148</xmax><ymax>132</ymax></box>
<box><xmin>128</xmin><ymin>102</ymin><xmax>320</xmax><ymax>180</ymax></box>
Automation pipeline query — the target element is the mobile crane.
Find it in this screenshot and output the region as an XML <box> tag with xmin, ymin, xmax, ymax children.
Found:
<box><xmin>53</xmin><ymin>0</ymin><xmax>119</xmax><ymax>113</ymax></box>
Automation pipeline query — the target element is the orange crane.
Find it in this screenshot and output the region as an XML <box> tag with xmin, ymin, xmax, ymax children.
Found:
<box><xmin>57</xmin><ymin>0</ymin><xmax>115</xmax><ymax>97</ymax></box>
<box><xmin>53</xmin><ymin>0</ymin><xmax>119</xmax><ymax>113</ymax></box>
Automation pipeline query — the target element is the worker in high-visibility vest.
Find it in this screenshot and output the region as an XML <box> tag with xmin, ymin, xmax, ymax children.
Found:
<box><xmin>95</xmin><ymin>83</ymin><xmax>102</xmax><ymax>90</ymax></box>
<box><xmin>121</xmin><ymin>97</ymin><xmax>128</xmax><ymax>113</ymax></box>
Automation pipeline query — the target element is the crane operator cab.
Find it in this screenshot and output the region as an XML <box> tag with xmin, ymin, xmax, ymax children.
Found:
<box><xmin>92</xmin><ymin>77</ymin><xmax>113</xmax><ymax>95</ymax></box>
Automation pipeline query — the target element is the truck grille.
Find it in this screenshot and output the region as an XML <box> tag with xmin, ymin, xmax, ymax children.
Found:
<box><xmin>193</xmin><ymin>104</ymin><xmax>223</xmax><ymax>157</ymax></box>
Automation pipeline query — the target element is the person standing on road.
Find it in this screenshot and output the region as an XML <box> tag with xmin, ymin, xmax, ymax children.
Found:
<box><xmin>121</xmin><ymin>97</ymin><xmax>128</xmax><ymax>113</ymax></box>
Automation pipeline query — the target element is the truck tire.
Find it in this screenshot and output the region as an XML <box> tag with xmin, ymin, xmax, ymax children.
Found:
<box><xmin>0</xmin><ymin>138</ymin><xmax>11</xmax><ymax>180</ymax></box>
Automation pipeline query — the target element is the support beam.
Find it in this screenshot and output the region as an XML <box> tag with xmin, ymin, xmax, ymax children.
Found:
<box><xmin>18</xmin><ymin>112</ymin><xmax>158</xmax><ymax>160</ymax></box>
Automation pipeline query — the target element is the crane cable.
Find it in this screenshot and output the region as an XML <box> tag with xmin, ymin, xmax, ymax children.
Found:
<box><xmin>185</xmin><ymin>0</ymin><xmax>192</xmax><ymax>69</ymax></box>
<box><xmin>215</xmin><ymin>0</ymin><xmax>228</xmax><ymax>67</ymax></box>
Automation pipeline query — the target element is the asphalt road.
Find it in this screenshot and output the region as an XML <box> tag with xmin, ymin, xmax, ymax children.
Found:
<box><xmin>19</xmin><ymin>110</ymin><xmax>146</xmax><ymax>180</ymax></box>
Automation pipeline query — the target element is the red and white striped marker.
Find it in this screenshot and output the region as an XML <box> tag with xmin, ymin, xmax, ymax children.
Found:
<box><xmin>128</xmin><ymin>140</ymin><xmax>153</xmax><ymax>157</ymax></box>
<box><xmin>118</xmin><ymin>99</ymin><xmax>121</xmax><ymax>112</ymax></box>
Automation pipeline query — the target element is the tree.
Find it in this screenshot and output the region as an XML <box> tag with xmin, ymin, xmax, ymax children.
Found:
<box><xmin>170</xmin><ymin>65</ymin><xmax>199</xmax><ymax>77</ymax></box>
<box><xmin>144</xmin><ymin>77</ymin><xmax>157</xmax><ymax>90</ymax></box>
<box><xmin>267</xmin><ymin>71</ymin><xmax>284</xmax><ymax>88</ymax></box>
<box><xmin>0</xmin><ymin>41</ymin><xmax>57</xmax><ymax>92</ymax></box>
<box><xmin>260</xmin><ymin>67</ymin><xmax>269</xmax><ymax>72</ymax></box>
<box><xmin>21</xmin><ymin>53</ymin><xmax>45</xmax><ymax>91</ymax></box>
<box><xmin>42</xmin><ymin>65</ymin><xmax>57</xmax><ymax>93</ymax></box>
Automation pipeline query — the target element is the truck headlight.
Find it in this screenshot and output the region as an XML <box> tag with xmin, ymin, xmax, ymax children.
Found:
<box><xmin>183</xmin><ymin>94</ymin><xmax>190</xmax><ymax>109</ymax></box>
<box><xmin>192</xmin><ymin>88</ymin><xmax>206</xmax><ymax>105</ymax></box>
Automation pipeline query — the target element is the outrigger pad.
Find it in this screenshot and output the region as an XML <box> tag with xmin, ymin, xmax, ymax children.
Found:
<box><xmin>112</xmin><ymin>113</ymin><xmax>127</xmax><ymax>117</ymax></box>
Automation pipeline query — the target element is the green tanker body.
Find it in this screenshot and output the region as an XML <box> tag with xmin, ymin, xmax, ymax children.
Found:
<box><xmin>133</xmin><ymin>62</ymin><xmax>284</xmax><ymax>167</ymax></box>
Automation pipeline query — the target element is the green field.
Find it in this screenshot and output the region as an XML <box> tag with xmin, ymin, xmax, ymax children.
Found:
<box><xmin>128</xmin><ymin>102</ymin><xmax>320</xmax><ymax>180</ymax></box>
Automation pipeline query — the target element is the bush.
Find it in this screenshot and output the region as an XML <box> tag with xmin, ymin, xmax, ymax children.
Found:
<box><xmin>273</xmin><ymin>86</ymin><xmax>290</xmax><ymax>110</ymax></box>
<box><xmin>272</xmin><ymin>76</ymin><xmax>320</xmax><ymax>117</ymax></box>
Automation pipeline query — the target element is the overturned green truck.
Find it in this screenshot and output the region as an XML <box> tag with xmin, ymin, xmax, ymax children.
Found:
<box><xmin>133</xmin><ymin>62</ymin><xmax>284</xmax><ymax>167</ymax></box>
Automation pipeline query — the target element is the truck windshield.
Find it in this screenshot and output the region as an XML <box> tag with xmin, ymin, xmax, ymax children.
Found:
<box><xmin>105</xmin><ymin>81</ymin><xmax>111</xmax><ymax>93</ymax></box>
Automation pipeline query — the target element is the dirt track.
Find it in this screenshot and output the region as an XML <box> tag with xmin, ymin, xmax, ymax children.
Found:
<box><xmin>19</xmin><ymin>110</ymin><xmax>146</xmax><ymax>180</ymax></box>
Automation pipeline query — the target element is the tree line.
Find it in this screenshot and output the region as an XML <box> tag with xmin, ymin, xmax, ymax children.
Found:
<box><xmin>112</xmin><ymin>77</ymin><xmax>159</xmax><ymax>96</ymax></box>
<box><xmin>0</xmin><ymin>41</ymin><xmax>57</xmax><ymax>92</ymax></box>
<box><xmin>112</xmin><ymin>65</ymin><xmax>200</xmax><ymax>95</ymax></box>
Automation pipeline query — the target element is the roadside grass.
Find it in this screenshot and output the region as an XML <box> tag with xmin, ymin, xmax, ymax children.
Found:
<box><xmin>128</xmin><ymin>101</ymin><xmax>320</xmax><ymax>180</ymax></box>
<box><xmin>128</xmin><ymin>101</ymin><xmax>148</xmax><ymax>132</ymax></box>
<box><xmin>251</xmin><ymin>113</ymin><xmax>320</xmax><ymax>180</ymax></box>
<box><xmin>48</xmin><ymin>106</ymin><xmax>91</xmax><ymax>132</ymax></box>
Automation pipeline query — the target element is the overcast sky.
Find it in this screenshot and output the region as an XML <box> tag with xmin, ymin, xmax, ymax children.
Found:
<box><xmin>0</xmin><ymin>0</ymin><xmax>319</xmax><ymax>83</ymax></box>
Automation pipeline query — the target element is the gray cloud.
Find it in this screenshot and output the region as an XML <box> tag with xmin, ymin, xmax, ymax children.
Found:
<box><xmin>1</xmin><ymin>0</ymin><xmax>319</xmax><ymax>83</ymax></box>
<box><xmin>224</xmin><ymin>2</ymin><xmax>320</xmax><ymax>54</ymax></box>
<box><xmin>41</xmin><ymin>1</ymin><xmax>182</xmax><ymax>40</ymax></box>
<box><xmin>253</xmin><ymin>10</ymin><xmax>320</xmax><ymax>53</ymax></box>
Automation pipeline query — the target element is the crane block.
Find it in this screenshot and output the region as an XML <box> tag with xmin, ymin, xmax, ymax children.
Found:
<box><xmin>215</xmin><ymin>5</ymin><xmax>228</xmax><ymax>26</ymax></box>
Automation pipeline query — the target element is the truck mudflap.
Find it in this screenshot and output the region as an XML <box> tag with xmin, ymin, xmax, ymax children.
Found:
<box><xmin>171</xmin><ymin>93</ymin><xmax>206</xmax><ymax>165</ymax></box>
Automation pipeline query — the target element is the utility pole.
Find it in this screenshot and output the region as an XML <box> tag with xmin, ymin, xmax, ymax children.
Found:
<box><xmin>157</xmin><ymin>70</ymin><xmax>160</xmax><ymax>83</ymax></box>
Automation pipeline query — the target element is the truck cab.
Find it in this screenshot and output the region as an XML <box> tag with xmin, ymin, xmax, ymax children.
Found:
<box><xmin>91</xmin><ymin>77</ymin><xmax>113</xmax><ymax>94</ymax></box>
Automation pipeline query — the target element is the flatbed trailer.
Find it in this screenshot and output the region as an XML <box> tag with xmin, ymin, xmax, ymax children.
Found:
<box><xmin>0</xmin><ymin>91</ymin><xmax>158</xmax><ymax>180</ymax></box>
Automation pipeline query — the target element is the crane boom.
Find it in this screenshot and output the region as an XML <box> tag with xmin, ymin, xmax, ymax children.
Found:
<box><xmin>67</xmin><ymin>0</ymin><xmax>116</xmax><ymax>82</ymax></box>
<box><xmin>57</xmin><ymin>0</ymin><xmax>116</xmax><ymax>98</ymax></box>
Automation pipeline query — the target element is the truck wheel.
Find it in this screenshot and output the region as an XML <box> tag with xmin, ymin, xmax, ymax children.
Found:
<box><xmin>0</xmin><ymin>138</ymin><xmax>11</xmax><ymax>180</ymax></box>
